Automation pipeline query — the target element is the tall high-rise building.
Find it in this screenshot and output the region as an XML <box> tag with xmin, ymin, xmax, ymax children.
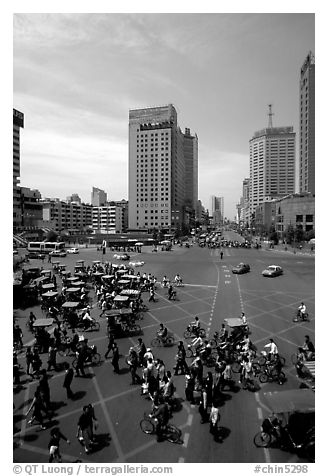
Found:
<box><xmin>299</xmin><ymin>52</ymin><xmax>315</xmax><ymax>194</ymax></box>
<box><xmin>91</xmin><ymin>187</ymin><xmax>107</xmax><ymax>207</ymax></box>
<box><xmin>13</xmin><ymin>108</ymin><xmax>24</xmax><ymax>231</ymax></box>
<box><xmin>183</xmin><ymin>128</ymin><xmax>198</xmax><ymax>211</ymax></box>
<box><xmin>241</xmin><ymin>178</ymin><xmax>250</xmax><ymax>224</ymax></box>
<box><xmin>249</xmin><ymin>114</ymin><xmax>296</xmax><ymax>215</ymax></box>
<box><xmin>210</xmin><ymin>195</ymin><xmax>224</xmax><ymax>226</ymax></box>
<box><xmin>128</xmin><ymin>104</ymin><xmax>198</xmax><ymax>230</ymax></box>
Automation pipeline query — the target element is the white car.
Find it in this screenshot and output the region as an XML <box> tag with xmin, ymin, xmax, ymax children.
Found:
<box><xmin>262</xmin><ymin>265</ymin><xmax>283</xmax><ymax>277</ymax></box>
<box><xmin>67</xmin><ymin>248</ymin><xmax>79</xmax><ymax>254</ymax></box>
<box><xmin>129</xmin><ymin>260</ymin><xmax>145</xmax><ymax>267</ymax></box>
<box><xmin>113</xmin><ymin>253</ymin><xmax>130</xmax><ymax>261</ymax></box>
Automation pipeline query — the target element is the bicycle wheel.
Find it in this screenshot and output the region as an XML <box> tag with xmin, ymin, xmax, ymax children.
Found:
<box><xmin>199</xmin><ymin>328</ymin><xmax>206</xmax><ymax>338</ymax></box>
<box><xmin>166</xmin><ymin>336</ymin><xmax>174</xmax><ymax>346</ymax></box>
<box><xmin>151</xmin><ymin>338</ymin><xmax>161</xmax><ymax>347</ymax></box>
<box><xmin>291</xmin><ymin>353</ymin><xmax>299</xmax><ymax>365</ymax></box>
<box><xmin>140</xmin><ymin>419</ymin><xmax>154</xmax><ymax>435</ymax></box>
<box><xmin>92</xmin><ymin>353</ymin><xmax>101</xmax><ymax>366</ymax></box>
<box><xmin>252</xmin><ymin>363</ymin><xmax>262</xmax><ymax>377</ymax></box>
<box><xmin>166</xmin><ymin>424</ymin><xmax>182</xmax><ymax>443</ymax></box>
<box><xmin>254</xmin><ymin>431</ymin><xmax>271</xmax><ymax>448</ymax></box>
<box><xmin>259</xmin><ymin>372</ymin><xmax>268</xmax><ymax>383</ymax></box>
<box><xmin>185</xmin><ymin>348</ymin><xmax>193</xmax><ymax>358</ymax></box>
<box><xmin>183</xmin><ymin>330</ymin><xmax>192</xmax><ymax>339</ymax></box>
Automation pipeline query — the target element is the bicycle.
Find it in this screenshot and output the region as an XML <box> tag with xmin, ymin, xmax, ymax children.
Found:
<box><xmin>257</xmin><ymin>352</ymin><xmax>286</xmax><ymax>367</ymax></box>
<box><xmin>186</xmin><ymin>346</ymin><xmax>216</xmax><ymax>367</ymax></box>
<box><xmin>183</xmin><ymin>325</ymin><xmax>206</xmax><ymax>339</ymax></box>
<box><xmin>139</xmin><ymin>413</ymin><xmax>182</xmax><ymax>444</ymax></box>
<box><xmin>258</xmin><ymin>365</ymin><xmax>286</xmax><ymax>384</ymax></box>
<box><xmin>72</xmin><ymin>349</ymin><xmax>101</xmax><ymax>369</ymax></box>
<box><xmin>76</xmin><ymin>320</ymin><xmax>100</xmax><ymax>332</ymax></box>
<box><xmin>293</xmin><ymin>310</ymin><xmax>310</xmax><ymax>323</ymax></box>
<box><xmin>151</xmin><ymin>335</ymin><xmax>175</xmax><ymax>347</ymax></box>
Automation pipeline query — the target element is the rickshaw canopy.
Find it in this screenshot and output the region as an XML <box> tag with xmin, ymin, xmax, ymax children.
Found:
<box><xmin>113</xmin><ymin>295</ymin><xmax>129</xmax><ymax>302</ymax></box>
<box><xmin>42</xmin><ymin>283</ymin><xmax>55</xmax><ymax>290</ymax></box>
<box><xmin>120</xmin><ymin>289</ymin><xmax>140</xmax><ymax>296</ymax></box>
<box><xmin>224</xmin><ymin>318</ymin><xmax>245</xmax><ymax>327</ymax></box>
<box><xmin>117</xmin><ymin>280</ymin><xmax>130</xmax><ymax>285</ymax></box>
<box><xmin>263</xmin><ymin>389</ymin><xmax>315</xmax><ymax>414</ymax></box>
<box><xmin>76</xmin><ymin>260</ymin><xmax>85</xmax><ymax>264</ymax></box>
<box><xmin>61</xmin><ymin>301</ymin><xmax>80</xmax><ymax>308</ymax></box>
<box><xmin>66</xmin><ymin>276</ymin><xmax>79</xmax><ymax>282</ymax></box>
<box><xmin>41</xmin><ymin>291</ymin><xmax>58</xmax><ymax>298</ymax></box>
<box><xmin>41</xmin><ymin>270</ymin><xmax>52</xmax><ymax>276</ymax></box>
<box><xmin>66</xmin><ymin>287</ymin><xmax>80</xmax><ymax>293</ymax></box>
<box><xmin>33</xmin><ymin>318</ymin><xmax>54</xmax><ymax>328</ymax></box>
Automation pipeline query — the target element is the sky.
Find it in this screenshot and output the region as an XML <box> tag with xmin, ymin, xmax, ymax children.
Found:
<box><xmin>13</xmin><ymin>11</ymin><xmax>315</xmax><ymax>219</ymax></box>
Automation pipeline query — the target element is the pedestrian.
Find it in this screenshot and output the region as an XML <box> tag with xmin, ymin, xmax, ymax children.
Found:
<box><xmin>87</xmin><ymin>404</ymin><xmax>98</xmax><ymax>441</ymax></box>
<box><xmin>75</xmin><ymin>348</ymin><xmax>86</xmax><ymax>377</ymax></box>
<box><xmin>76</xmin><ymin>406</ymin><xmax>93</xmax><ymax>454</ymax></box>
<box><xmin>205</xmin><ymin>371</ymin><xmax>213</xmax><ymax>408</ymax></box>
<box><xmin>185</xmin><ymin>373</ymin><xmax>195</xmax><ymax>404</ymax></box>
<box><xmin>48</xmin><ymin>427</ymin><xmax>70</xmax><ymax>463</ymax></box>
<box><xmin>47</xmin><ymin>341</ymin><xmax>57</xmax><ymax>371</ymax></box>
<box><xmin>137</xmin><ymin>338</ymin><xmax>146</xmax><ymax>366</ymax></box>
<box><xmin>104</xmin><ymin>332</ymin><xmax>115</xmax><ymax>359</ymax></box>
<box><xmin>174</xmin><ymin>341</ymin><xmax>189</xmax><ymax>375</ymax></box>
<box><xmin>48</xmin><ymin>254</ymin><xmax>51</xmax><ymax>264</ymax></box>
<box><xmin>111</xmin><ymin>342</ymin><xmax>120</xmax><ymax>373</ymax></box>
<box><xmin>38</xmin><ymin>369</ymin><xmax>51</xmax><ymax>411</ymax></box>
<box><xmin>25</xmin><ymin>346</ymin><xmax>33</xmax><ymax>376</ymax></box>
<box><xmin>199</xmin><ymin>387</ymin><xmax>209</xmax><ymax>423</ymax></box>
<box><xmin>63</xmin><ymin>363</ymin><xmax>74</xmax><ymax>399</ymax></box>
<box><xmin>149</xmin><ymin>287</ymin><xmax>156</xmax><ymax>302</ymax></box>
<box><xmin>220</xmin><ymin>251</ymin><xmax>223</xmax><ymax>260</ymax></box>
<box><xmin>25</xmin><ymin>388</ymin><xmax>49</xmax><ymax>430</ymax></box>
<box><xmin>13</xmin><ymin>352</ymin><xmax>20</xmax><ymax>385</ymax></box>
<box><xmin>127</xmin><ymin>347</ymin><xmax>139</xmax><ymax>385</ymax></box>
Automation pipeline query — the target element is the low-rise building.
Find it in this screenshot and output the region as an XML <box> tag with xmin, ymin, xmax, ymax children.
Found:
<box><xmin>92</xmin><ymin>205</ymin><xmax>123</xmax><ymax>234</ymax></box>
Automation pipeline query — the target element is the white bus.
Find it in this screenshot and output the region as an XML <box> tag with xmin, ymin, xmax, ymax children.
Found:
<box><xmin>27</xmin><ymin>242</ymin><xmax>66</xmax><ymax>253</ymax></box>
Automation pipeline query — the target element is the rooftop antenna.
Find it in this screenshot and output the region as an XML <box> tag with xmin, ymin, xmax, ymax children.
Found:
<box><xmin>268</xmin><ymin>104</ymin><xmax>274</xmax><ymax>128</ymax></box>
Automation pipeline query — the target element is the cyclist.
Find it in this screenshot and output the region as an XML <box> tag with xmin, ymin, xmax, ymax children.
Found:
<box><xmin>82</xmin><ymin>309</ymin><xmax>95</xmax><ymax>330</ymax></box>
<box><xmin>264</xmin><ymin>338</ymin><xmax>278</xmax><ymax>362</ymax></box>
<box><xmin>190</xmin><ymin>316</ymin><xmax>201</xmax><ymax>336</ymax></box>
<box><xmin>240</xmin><ymin>312</ymin><xmax>247</xmax><ymax>325</ymax></box>
<box><xmin>174</xmin><ymin>274</ymin><xmax>183</xmax><ymax>286</ymax></box>
<box><xmin>297</xmin><ymin>302</ymin><xmax>307</xmax><ymax>320</ymax></box>
<box><xmin>150</xmin><ymin>395</ymin><xmax>170</xmax><ymax>442</ymax></box>
<box><xmin>302</xmin><ymin>335</ymin><xmax>315</xmax><ymax>360</ymax></box>
<box><xmin>218</xmin><ymin>323</ymin><xmax>228</xmax><ymax>342</ymax></box>
<box><xmin>157</xmin><ymin>323</ymin><xmax>168</xmax><ymax>342</ymax></box>
<box><xmin>28</xmin><ymin>312</ymin><xmax>36</xmax><ymax>331</ymax></box>
<box><xmin>190</xmin><ymin>335</ymin><xmax>204</xmax><ymax>356</ymax></box>
<box><xmin>167</xmin><ymin>284</ymin><xmax>176</xmax><ymax>300</ymax></box>
<box><xmin>162</xmin><ymin>276</ymin><xmax>169</xmax><ymax>288</ymax></box>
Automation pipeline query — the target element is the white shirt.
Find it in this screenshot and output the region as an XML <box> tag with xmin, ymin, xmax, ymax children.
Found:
<box><xmin>264</xmin><ymin>342</ymin><xmax>278</xmax><ymax>354</ymax></box>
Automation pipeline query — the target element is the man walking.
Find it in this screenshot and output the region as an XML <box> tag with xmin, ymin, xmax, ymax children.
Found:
<box><xmin>111</xmin><ymin>342</ymin><xmax>120</xmax><ymax>374</ymax></box>
<box><xmin>63</xmin><ymin>363</ymin><xmax>74</xmax><ymax>399</ymax></box>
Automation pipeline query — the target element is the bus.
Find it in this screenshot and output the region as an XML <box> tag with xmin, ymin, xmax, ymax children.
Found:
<box><xmin>27</xmin><ymin>242</ymin><xmax>66</xmax><ymax>254</ymax></box>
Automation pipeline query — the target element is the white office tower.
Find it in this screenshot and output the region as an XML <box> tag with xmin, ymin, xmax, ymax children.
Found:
<box><xmin>249</xmin><ymin>108</ymin><xmax>295</xmax><ymax>215</ymax></box>
<box><xmin>128</xmin><ymin>104</ymin><xmax>197</xmax><ymax>230</ymax></box>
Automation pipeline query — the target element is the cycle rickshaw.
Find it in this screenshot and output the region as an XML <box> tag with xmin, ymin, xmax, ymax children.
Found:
<box><xmin>105</xmin><ymin>308</ymin><xmax>141</xmax><ymax>338</ymax></box>
<box><xmin>224</xmin><ymin>317</ymin><xmax>250</xmax><ymax>345</ymax></box>
<box><xmin>32</xmin><ymin>317</ymin><xmax>54</xmax><ymax>353</ymax></box>
<box><xmin>253</xmin><ymin>389</ymin><xmax>315</xmax><ymax>462</ymax></box>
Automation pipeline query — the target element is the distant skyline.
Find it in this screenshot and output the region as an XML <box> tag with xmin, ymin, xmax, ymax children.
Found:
<box><xmin>13</xmin><ymin>13</ymin><xmax>314</xmax><ymax>219</ymax></box>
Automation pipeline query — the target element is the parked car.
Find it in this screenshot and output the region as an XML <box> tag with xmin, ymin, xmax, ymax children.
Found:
<box><xmin>67</xmin><ymin>248</ymin><xmax>79</xmax><ymax>254</ymax></box>
<box><xmin>49</xmin><ymin>250</ymin><xmax>67</xmax><ymax>257</ymax></box>
<box><xmin>27</xmin><ymin>252</ymin><xmax>46</xmax><ymax>260</ymax></box>
<box><xmin>232</xmin><ymin>263</ymin><xmax>250</xmax><ymax>274</ymax></box>
<box><xmin>262</xmin><ymin>265</ymin><xmax>283</xmax><ymax>277</ymax></box>
<box><xmin>113</xmin><ymin>253</ymin><xmax>130</xmax><ymax>261</ymax></box>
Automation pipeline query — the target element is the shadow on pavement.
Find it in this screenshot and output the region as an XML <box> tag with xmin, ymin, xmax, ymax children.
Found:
<box><xmin>71</xmin><ymin>390</ymin><xmax>87</xmax><ymax>401</ymax></box>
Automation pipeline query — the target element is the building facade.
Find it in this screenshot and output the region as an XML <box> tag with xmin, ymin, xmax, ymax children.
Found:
<box><xmin>91</xmin><ymin>187</ymin><xmax>107</xmax><ymax>207</ymax></box>
<box><xmin>299</xmin><ymin>52</ymin><xmax>315</xmax><ymax>195</ymax></box>
<box><xmin>41</xmin><ymin>199</ymin><xmax>92</xmax><ymax>233</ymax></box>
<box><xmin>92</xmin><ymin>205</ymin><xmax>123</xmax><ymax>234</ymax></box>
<box><xmin>128</xmin><ymin>104</ymin><xmax>198</xmax><ymax>231</ymax></box>
<box><xmin>183</xmin><ymin>128</ymin><xmax>198</xmax><ymax>212</ymax></box>
<box><xmin>210</xmin><ymin>196</ymin><xmax>224</xmax><ymax>226</ymax></box>
<box><xmin>249</xmin><ymin>126</ymin><xmax>296</xmax><ymax>215</ymax></box>
<box><xmin>20</xmin><ymin>187</ymin><xmax>43</xmax><ymax>229</ymax></box>
<box><xmin>13</xmin><ymin>108</ymin><xmax>24</xmax><ymax>231</ymax></box>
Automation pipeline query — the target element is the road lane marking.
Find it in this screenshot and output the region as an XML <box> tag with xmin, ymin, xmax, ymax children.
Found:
<box><xmin>183</xmin><ymin>432</ymin><xmax>190</xmax><ymax>448</ymax></box>
<box><xmin>17</xmin><ymin>442</ymin><xmax>88</xmax><ymax>462</ymax></box>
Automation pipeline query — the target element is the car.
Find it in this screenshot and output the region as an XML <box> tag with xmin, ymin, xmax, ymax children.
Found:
<box><xmin>27</xmin><ymin>252</ymin><xmax>46</xmax><ymax>260</ymax></box>
<box><xmin>49</xmin><ymin>250</ymin><xmax>67</xmax><ymax>257</ymax></box>
<box><xmin>232</xmin><ymin>263</ymin><xmax>250</xmax><ymax>274</ymax></box>
<box><xmin>262</xmin><ymin>265</ymin><xmax>283</xmax><ymax>277</ymax></box>
<box><xmin>67</xmin><ymin>248</ymin><xmax>79</xmax><ymax>254</ymax></box>
<box><xmin>129</xmin><ymin>260</ymin><xmax>145</xmax><ymax>267</ymax></box>
<box><xmin>113</xmin><ymin>253</ymin><xmax>130</xmax><ymax>261</ymax></box>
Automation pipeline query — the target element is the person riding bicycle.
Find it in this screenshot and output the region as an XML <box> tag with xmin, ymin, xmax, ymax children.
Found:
<box><xmin>157</xmin><ymin>323</ymin><xmax>168</xmax><ymax>343</ymax></box>
<box><xmin>28</xmin><ymin>312</ymin><xmax>36</xmax><ymax>330</ymax></box>
<box><xmin>297</xmin><ymin>302</ymin><xmax>307</xmax><ymax>320</ymax></box>
<box><xmin>150</xmin><ymin>395</ymin><xmax>170</xmax><ymax>442</ymax></box>
<box><xmin>302</xmin><ymin>335</ymin><xmax>315</xmax><ymax>360</ymax></box>
<box><xmin>174</xmin><ymin>274</ymin><xmax>182</xmax><ymax>286</ymax></box>
<box><xmin>82</xmin><ymin>310</ymin><xmax>95</xmax><ymax>330</ymax></box>
<box><xmin>199</xmin><ymin>340</ymin><xmax>212</xmax><ymax>360</ymax></box>
<box><xmin>190</xmin><ymin>316</ymin><xmax>201</xmax><ymax>336</ymax></box>
<box><xmin>264</xmin><ymin>338</ymin><xmax>278</xmax><ymax>362</ymax></box>
<box><xmin>190</xmin><ymin>335</ymin><xmax>203</xmax><ymax>354</ymax></box>
<box><xmin>162</xmin><ymin>276</ymin><xmax>169</xmax><ymax>288</ymax></box>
